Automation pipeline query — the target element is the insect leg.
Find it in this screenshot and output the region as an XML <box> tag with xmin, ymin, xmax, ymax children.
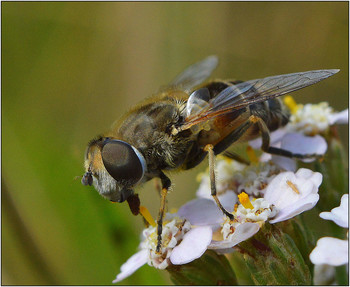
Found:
<box><xmin>154</xmin><ymin>178</ymin><xmax>162</xmax><ymax>197</ymax></box>
<box><xmin>205</xmin><ymin>144</ymin><xmax>234</xmax><ymax>220</ymax></box>
<box><xmin>255</xmin><ymin>116</ymin><xmax>321</xmax><ymax>159</ymax></box>
<box><xmin>213</xmin><ymin>116</ymin><xmax>258</xmax><ymax>155</ymax></box>
<box><xmin>222</xmin><ymin>151</ymin><xmax>250</xmax><ymax>165</ymax></box>
<box><xmin>126</xmin><ymin>194</ymin><xmax>153</xmax><ymax>228</ymax></box>
<box><xmin>156</xmin><ymin>172</ymin><xmax>171</xmax><ymax>253</ymax></box>
<box><xmin>204</xmin><ymin>116</ymin><xmax>261</xmax><ymax>219</ymax></box>
<box><xmin>126</xmin><ymin>193</ymin><xmax>140</xmax><ymax>216</ymax></box>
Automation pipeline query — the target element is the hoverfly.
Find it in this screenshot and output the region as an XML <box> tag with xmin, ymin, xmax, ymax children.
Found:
<box><xmin>82</xmin><ymin>56</ymin><xmax>338</xmax><ymax>252</ymax></box>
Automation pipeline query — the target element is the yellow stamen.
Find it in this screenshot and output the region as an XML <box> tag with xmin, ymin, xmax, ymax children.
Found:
<box><xmin>284</xmin><ymin>95</ymin><xmax>299</xmax><ymax>114</ymax></box>
<box><xmin>246</xmin><ymin>146</ymin><xmax>258</xmax><ymax>163</ymax></box>
<box><xmin>286</xmin><ymin>180</ymin><xmax>300</xmax><ymax>194</ymax></box>
<box><xmin>238</xmin><ymin>192</ymin><xmax>254</xmax><ymax>209</ymax></box>
<box><xmin>140</xmin><ymin>206</ymin><xmax>156</xmax><ymax>227</ymax></box>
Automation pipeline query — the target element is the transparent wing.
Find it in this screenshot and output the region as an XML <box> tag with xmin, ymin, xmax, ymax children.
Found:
<box><xmin>169</xmin><ymin>55</ymin><xmax>219</xmax><ymax>92</ymax></box>
<box><xmin>186</xmin><ymin>88</ymin><xmax>211</xmax><ymax>117</ymax></box>
<box><xmin>182</xmin><ymin>69</ymin><xmax>339</xmax><ymax>129</ymax></box>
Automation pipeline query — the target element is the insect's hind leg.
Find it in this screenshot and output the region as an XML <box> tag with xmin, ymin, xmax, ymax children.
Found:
<box><xmin>156</xmin><ymin>172</ymin><xmax>171</xmax><ymax>253</ymax></box>
<box><xmin>255</xmin><ymin>116</ymin><xmax>321</xmax><ymax>159</ymax></box>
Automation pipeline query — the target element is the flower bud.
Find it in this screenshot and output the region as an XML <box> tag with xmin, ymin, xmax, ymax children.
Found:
<box><xmin>167</xmin><ymin>250</ymin><xmax>237</xmax><ymax>285</ymax></box>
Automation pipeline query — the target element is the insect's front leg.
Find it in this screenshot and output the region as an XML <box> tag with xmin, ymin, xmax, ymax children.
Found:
<box><xmin>154</xmin><ymin>178</ymin><xmax>162</xmax><ymax>197</ymax></box>
<box><xmin>156</xmin><ymin>172</ymin><xmax>171</xmax><ymax>253</ymax></box>
<box><xmin>126</xmin><ymin>193</ymin><xmax>140</xmax><ymax>215</ymax></box>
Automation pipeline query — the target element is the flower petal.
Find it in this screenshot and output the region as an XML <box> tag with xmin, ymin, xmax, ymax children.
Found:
<box><xmin>271</xmin><ymin>155</ymin><xmax>296</xmax><ymax>171</ymax></box>
<box><xmin>264</xmin><ymin>168</ymin><xmax>321</xmax><ymax>222</ymax></box>
<box><xmin>112</xmin><ymin>249</ymin><xmax>148</xmax><ymax>283</ymax></box>
<box><xmin>269</xmin><ymin>193</ymin><xmax>319</xmax><ymax>223</ymax></box>
<box><xmin>170</xmin><ymin>226</ymin><xmax>212</xmax><ymax>265</ymax></box>
<box><xmin>319</xmin><ymin>194</ymin><xmax>348</xmax><ymax>228</ymax></box>
<box><xmin>265</xmin><ymin>168</ymin><xmax>321</xmax><ymax>210</ymax></box>
<box><xmin>280</xmin><ymin>133</ymin><xmax>327</xmax><ymax>162</ymax></box>
<box><xmin>296</xmin><ymin>168</ymin><xmax>323</xmax><ymax>187</ymax></box>
<box><xmin>218</xmin><ymin>191</ymin><xmax>237</xmax><ymax>212</ymax></box>
<box><xmin>328</xmin><ymin>109</ymin><xmax>348</xmax><ymax>125</ymax></box>
<box><xmin>310</xmin><ymin>237</ymin><xmax>348</xmax><ymax>266</ymax></box>
<box><xmin>178</xmin><ymin>198</ymin><xmax>224</xmax><ymax>226</ymax></box>
<box><xmin>208</xmin><ymin>222</ymin><xmax>260</xmax><ymax>253</ymax></box>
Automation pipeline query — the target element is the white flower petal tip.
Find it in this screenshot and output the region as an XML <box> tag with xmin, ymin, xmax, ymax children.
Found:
<box><xmin>319</xmin><ymin>194</ymin><xmax>348</xmax><ymax>228</ymax></box>
<box><xmin>170</xmin><ymin>226</ymin><xmax>212</xmax><ymax>265</ymax></box>
<box><xmin>265</xmin><ymin>168</ymin><xmax>322</xmax><ymax>223</ymax></box>
<box><xmin>280</xmin><ymin>133</ymin><xmax>327</xmax><ymax>162</ymax></box>
<box><xmin>310</xmin><ymin>237</ymin><xmax>348</xmax><ymax>266</ymax></box>
<box><xmin>112</xmin><ymin>249</ymin><xmax>148</xmax><ymax>283</ymax></box>
<box><xmin>328</xmin><ymin>109</ymin><xmax>348</xmax><ymax>125</ymax></box>
<box><xmin>177</xmin><ymin>198</ymin><xmax>224</xmax><ymax>226</ymax></box>
<box><xmin>208</xmin><ymin>222</ymin><xmax>260</xmax><ymax>252</ymax></box>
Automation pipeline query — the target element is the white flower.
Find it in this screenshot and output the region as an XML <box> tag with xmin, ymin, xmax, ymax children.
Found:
<box><xmin>208</xmin><ymin>196</ymin><xmax>277</xmax><ymax>253</ymax></box>
<box><xmin>249</xmin><ymin>130</ymin><xmax>327</xmax><ymax>171</ymax></box>
<box><xmin>309</xmin><ymin>194</ymin><xmax>349</xmax><ymax>267</ymax></box>
<box><xmin>112</xmin><ymin>215</ymin><xmax>212</xmax><ymax>283</ymax></box>
<box><xmin>232</xmin><ymin>162</ymin><xmax>280</xmax><ymax>197</ymax></box>
<box><xmin>180</xmin><ymin>168</ymin><xmax>322</xmax><ymax>253</ymax></box>
<box><xmin>319</xmin><ymin>194</ymin><xmax>348</xmax><ymax>228</ymax></box>
<box><xmin>287</xmin><ymin>102</ymin><xmax>348</xmax><ymax>135</ymax></box>
<box><xmin>208</xmin><ymin>222</ymin><xmax>261</xmax><ymax>253</ymax></box>
<box><xmin>197</xmin><ymin>159</ymin><xmax>280</xmax><ymax>199</ymax></box>
<box><xmin>249</xmin><ymin>100</ymin><xmax>348</xmax><ymax>170</ymax></box>
<box><xmin>328</xmin><ymin>109</ymin><xmax>349</xmax><ymax>125</ymax></box>
<box><xmin>232</xmin><ymin>196</ymin><xmax>278</xmax><ymax>224</ymax></box>
<box><xmin>309</xmin><ymin>237</ymin><xmax>348</xmax><ymax>267</ymax></box>
<box><xmin>264</xmin><ymin>168</ymin><xmax>322</xmax><ymax>223</ymax></box>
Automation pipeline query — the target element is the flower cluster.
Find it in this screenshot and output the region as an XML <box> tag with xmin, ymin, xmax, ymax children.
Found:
<box><xmin>113</xmin><ymin>215</ymin><xmax>212</xmax><ymax>283</ymax></box>
<box><xmin>286</xmin><ymin>101</ymin><xmax>348</xmax><ymax>135</ymax></box>
<box><xmin>197</xmin><ymin>158</ymin><xmax>280</xmax><ymax>198</ymax></box>
<box><xmin>113</xmin><ymin>161</ymin><xmax>323</xmax><ymax>282</ymax></box>
<box><xmin>112</xmin><ymin>100</ymin><xmax>348</xmax><ymax>284</ymax></box>
<box><xmin>182</xmin><ymin>167</ymin><xmax>322</xmax><ymax>253</ymax></box>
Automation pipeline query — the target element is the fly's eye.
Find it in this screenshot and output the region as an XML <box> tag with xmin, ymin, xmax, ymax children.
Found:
<box><xmin>81</xmin><ymin>171</ymin><xmax>93</xmax><ymax>186</ymax></box>
<box><xmin>101</xmin><ymin>140</ymin><xmax>146</xmax><ymax>186</ymax></box>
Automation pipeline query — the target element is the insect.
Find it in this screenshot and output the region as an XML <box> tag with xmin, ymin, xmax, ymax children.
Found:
<box><xmin>82</xmin><ymin>56</ymin><xmax>338</xmax><ymax>252</ymax></box>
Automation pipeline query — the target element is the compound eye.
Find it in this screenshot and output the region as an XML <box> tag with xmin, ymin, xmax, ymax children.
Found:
<box><xmin>101</xmin><ymin>140</ymin><xmax>146</xmax><ymax>186</ymax></box>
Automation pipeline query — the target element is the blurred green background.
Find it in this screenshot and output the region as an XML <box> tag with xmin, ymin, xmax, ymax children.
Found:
<box><xmin>2</xmin><ymin>2</ymin><xmax>348</xmax><ymax>285</ymax></box>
